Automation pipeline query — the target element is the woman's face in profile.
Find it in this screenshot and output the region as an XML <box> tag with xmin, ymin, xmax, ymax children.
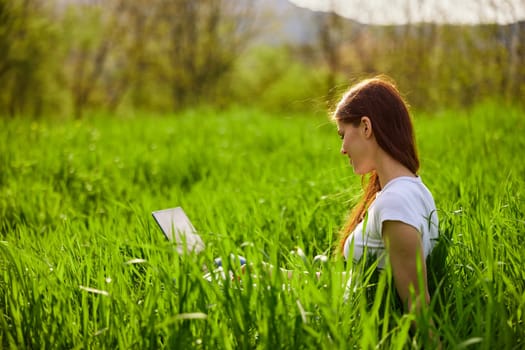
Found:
<box><xmin>336</xmin><ymin>119</ymin><xmax>375</xmax><ymax>175</ymax></box>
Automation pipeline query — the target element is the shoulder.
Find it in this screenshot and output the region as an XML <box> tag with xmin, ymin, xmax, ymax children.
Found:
<box><xmin>369</xmin><ymin>176</ymin><xmax>437</xmax><ymax>230</ymax></box>
<box><xmin>376</xmin><ymin>177</ymin><xmax>435</xmax><ymax>208</ymax></box>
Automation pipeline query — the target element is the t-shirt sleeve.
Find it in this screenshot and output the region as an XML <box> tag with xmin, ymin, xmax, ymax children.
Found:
<box><xmin>373</xmin><ymin>191</ymin><xmax>422</xmax><ymax>236</ymax></box>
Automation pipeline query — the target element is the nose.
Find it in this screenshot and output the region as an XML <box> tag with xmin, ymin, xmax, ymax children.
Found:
<box><xmin>340</xmin><ymin>146</ymin><xmax>346</xmax><ymax>155</ymax></box>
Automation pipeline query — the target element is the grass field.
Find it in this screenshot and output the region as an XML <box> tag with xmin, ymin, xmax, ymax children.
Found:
<box><xmin>1</xmin><ymin>103</ymin><xmax>524</xmax><ymax>349</ymax></box>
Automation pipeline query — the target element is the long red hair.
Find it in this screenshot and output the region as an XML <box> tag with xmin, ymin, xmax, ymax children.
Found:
<box><xmin>334</xmin><ymin>76</ymin><xmax>419</xmax><ymax>253</ymax></box>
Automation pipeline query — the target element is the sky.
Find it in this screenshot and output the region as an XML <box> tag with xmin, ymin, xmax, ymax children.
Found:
<box><xmin>288</xmin><ymin>0</ymin><xmax>525</xmax><ymax>25</ymax></box>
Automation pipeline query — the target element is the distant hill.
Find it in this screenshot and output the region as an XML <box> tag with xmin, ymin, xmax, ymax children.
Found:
<box><xmin>250</xmin><ymin>0</ymin><xmax>359</xmax><ymax>45</ymax></box>
<box><xmin>249</xmin><ymin>0</ymin><xmax>524</xmax><ymax>47</ymax></box>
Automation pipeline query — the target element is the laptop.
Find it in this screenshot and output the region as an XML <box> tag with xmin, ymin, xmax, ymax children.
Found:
<box><xmin>151</xmin><ymin>207</ymin><xmax>205</xmax><ymax>254</ymax></box>
<box><xmin>151</xmin><ymin>207</ymin><xmax>246</xmax><ymax>267</ymax></box>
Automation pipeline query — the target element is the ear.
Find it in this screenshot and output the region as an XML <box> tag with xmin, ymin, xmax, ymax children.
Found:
<box><xmin>360</xmin><ymin>116</ymin><xmax>373</xmax><ymax>139</ymax></box>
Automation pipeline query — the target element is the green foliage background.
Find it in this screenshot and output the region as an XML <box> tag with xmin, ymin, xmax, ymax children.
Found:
<box><xmin>1</xmin><ymin>0</ymin><xmax>524</xmax><ymax>118</ymax></box>
<box><xmin>1</xmin><ymin>103</ymin><xmax>524</xmax><ymax>348</ymax></box>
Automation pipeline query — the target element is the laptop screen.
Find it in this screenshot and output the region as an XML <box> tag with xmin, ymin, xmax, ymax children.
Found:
<box><xmin>151</xmin><ymin>207</ymin><xmax>205</xmax><ymax>254</ymax></box>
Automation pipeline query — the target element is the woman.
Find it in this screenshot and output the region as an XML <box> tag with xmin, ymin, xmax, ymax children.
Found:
<box><xmin>334</xmin><ymin>76</ymin><xmax>439</xmax><ymax>312</ymax></box>
<box><xmin>234</xmin><ymin>76</ymin><xmax>439</xmax><ymax>312</ymax></box>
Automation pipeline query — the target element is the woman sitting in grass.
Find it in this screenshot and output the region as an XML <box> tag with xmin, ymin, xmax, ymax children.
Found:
<box><xmin>235</xmin><ymin>76</ymin><xmax>439</xmax><ymax>321</ymax></box>
<box><xmin>333</xmin><ymin>76</ymin><xmax>439</xmax><ymax>316</ymax></box>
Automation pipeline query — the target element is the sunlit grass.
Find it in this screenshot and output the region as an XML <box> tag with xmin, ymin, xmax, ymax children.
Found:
<box><xmin>1</xmin><ymin>103</ymin><xmax>524</xmax><ymax>348</ymax></box>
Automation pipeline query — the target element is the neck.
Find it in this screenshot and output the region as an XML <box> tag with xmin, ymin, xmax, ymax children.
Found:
<box><xmin>374</xmin><ymin>151</ymin><xmax>416</xmax><ymax>189</ymax></box>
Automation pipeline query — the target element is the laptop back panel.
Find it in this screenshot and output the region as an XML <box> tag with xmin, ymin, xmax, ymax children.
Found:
<box><xmin>151</xmin><ymin>207</ymin><xmax>205</xmax><ymax>254</ymax></box>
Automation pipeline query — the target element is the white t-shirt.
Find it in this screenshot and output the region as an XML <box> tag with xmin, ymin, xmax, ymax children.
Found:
<box><xmin>343</xmin><ymin>176</ymin><xmax>439</xmax><ymax>269</ymax></box>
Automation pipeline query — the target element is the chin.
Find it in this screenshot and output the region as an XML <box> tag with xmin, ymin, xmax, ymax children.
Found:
<box><xmin>351</xmin><ymin>165</ymin><xmax>364</xmax><ymax>175</ymax></box>
<box><xmin>353</xmin><ymin>164</ymin><xmax>374</xmax><ymax>175</ymax></box>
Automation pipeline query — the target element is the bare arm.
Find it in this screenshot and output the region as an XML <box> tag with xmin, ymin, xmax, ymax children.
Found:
<box><xmin>383</xmin><ymin>220</ymin><xmax>441</xmax><ymax>347</ymax></box>
<box><xmin>382</xmin><ymin>220</ymin><xmax>430</xmax><ymax>311</ymax></box>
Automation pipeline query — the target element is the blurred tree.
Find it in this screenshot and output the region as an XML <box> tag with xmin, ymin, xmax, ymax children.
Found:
<box><xmin>63</xmin><ymin>0</ymin><xmax>132</xmax><ymax>119</ymax></box>
<box><xmin>0</xmin><ymin>0</ymin><xmax>58</xmax><ymax>117</ymax></box>
<box><xmin>156</xmin><ymin>0</ymin><xmax>256</xmax><ymax>111</ymax></box>
<box><xmin>499</xmin><ymin>20</ymin><xmax>524</xmax><ymax>102</ymax></box>
<box><xmin>288</xmin><ymin>2</ymin><xmax>363</xmax><ymax>109</ymax></box>
<box><xmin>117</xmin><ymin>0</ymin><xmax>163</xmax><ymax>111</ymax></box>
<box><xmin>317</xmin><ymin>6</ymin><xmax>344</xmax><ymax>104</ymax></box>
<box><xmin>61</xmin><ymin>0</ymin><xmax>257</xmax><ymax>116</ymax></box>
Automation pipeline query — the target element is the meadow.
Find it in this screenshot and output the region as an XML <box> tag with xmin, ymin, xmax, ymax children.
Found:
<box><xmin>1</xmin><ymin>103</ymin><xmax>524</xmax><ymax>349</ymax></box>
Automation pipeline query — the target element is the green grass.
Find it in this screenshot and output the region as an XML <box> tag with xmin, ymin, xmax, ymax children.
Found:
<box><xmin>1</xmin><ymin>103</ymin><xmax>524</xmax><ymax>349</ymax></box>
